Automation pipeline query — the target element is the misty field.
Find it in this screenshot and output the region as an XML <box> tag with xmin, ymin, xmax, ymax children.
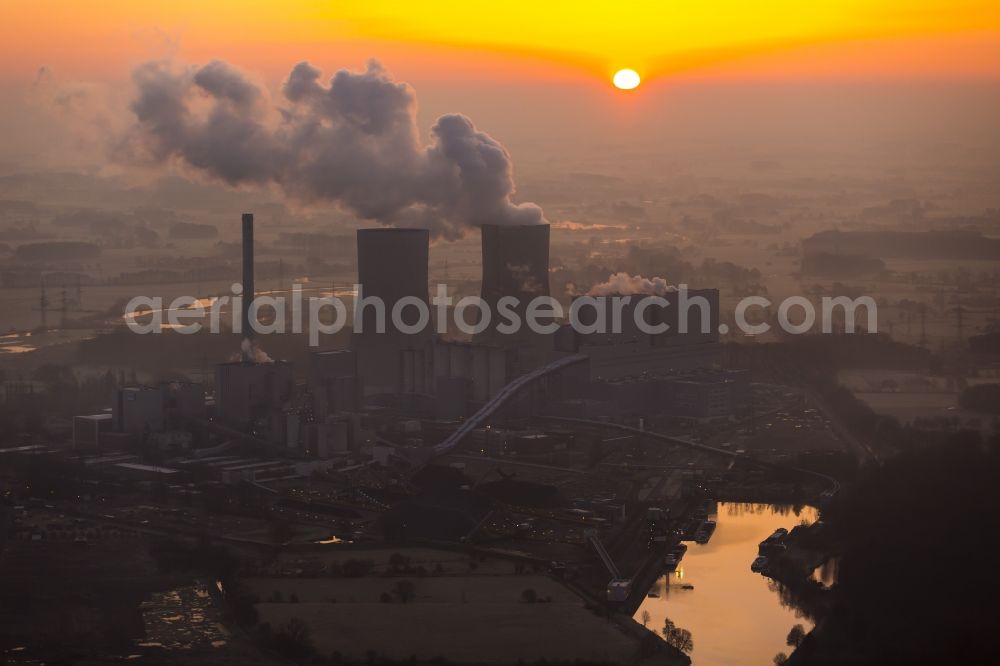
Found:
<box><xmin>247</xmin><ymin>575</ymin><xmax>638</xmax><ymax>663</ymax></box>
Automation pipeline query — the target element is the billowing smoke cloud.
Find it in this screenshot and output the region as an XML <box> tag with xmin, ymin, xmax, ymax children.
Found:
<box><xmin>119</xmin><ymin>58</ymin><xmax>545</xmax><ymax>239</ymax></box>
<box><xmin>588</xmin><ymin>272</ymin><xmax>676</xmax><ymax>296</ymax></box>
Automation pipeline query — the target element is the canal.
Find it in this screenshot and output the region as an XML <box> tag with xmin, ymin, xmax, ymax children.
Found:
<box><xmin>634</xmin><ymin>502</ymin><xmax>818</xmax><ymax>665</ymax></box>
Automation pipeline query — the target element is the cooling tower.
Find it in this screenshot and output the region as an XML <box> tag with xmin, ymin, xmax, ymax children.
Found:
<box><xmin>480</xmin><ymin>223</ymin><xmax>550</xmax><ymax>303</ymax></box>
<box><xmin>477</xmin><ymin>223</ymin><xmax>550</xmax><ymax>348</ymax></box>
<box><xmin>353</xmin><ymin>228</ymin><xmax>431</xmax><ymax>394</ymax></box>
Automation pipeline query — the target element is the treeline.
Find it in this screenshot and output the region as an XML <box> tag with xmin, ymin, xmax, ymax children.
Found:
<box><xmin>790</xmin><ymin>431</ymin><xmax>1000</xmax><ymax>665</ymax></box>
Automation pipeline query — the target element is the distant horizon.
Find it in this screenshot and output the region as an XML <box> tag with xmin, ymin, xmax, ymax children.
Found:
<box><xmin>2</xmin><ymin>2</ymin><xmax>999</xmax><ymax>177</ymax></box>
<box><xmin>4</xmin><ymin>2</ymin><xmax>1000</xmax><ymax>82</ymax></box>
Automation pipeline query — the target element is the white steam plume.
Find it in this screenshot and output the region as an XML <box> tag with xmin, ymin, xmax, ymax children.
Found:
<box><xmin>588</xmin><ymin>272</ymin><xmax>677</xmax><ymax>296</ymax></box>
<box><xmin>117</xmin><ymin>58</ymin><xmax>545</xmax><ymax>240</ymax></box>
<box><xmin>239</xmin><ymin>338</ymin><xmax>273</xmax><ymax>364</ymax></box>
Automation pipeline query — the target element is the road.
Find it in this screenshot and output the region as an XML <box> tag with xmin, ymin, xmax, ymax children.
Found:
<box><xmin>804</xmin><ymin>386</ymin><xmax>882</xmax><ymax>464</ymax></box>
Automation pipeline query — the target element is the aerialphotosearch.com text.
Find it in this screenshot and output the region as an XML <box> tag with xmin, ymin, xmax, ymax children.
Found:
<box><xmin>124</xmin><ymin>283</ymin><xmax>878</xmax><ymax>346</ymax></box>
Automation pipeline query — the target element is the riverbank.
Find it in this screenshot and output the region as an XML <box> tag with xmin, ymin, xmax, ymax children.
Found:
<box><xmin>758</xmin><ymin>521</ymin><xmax>838</xmax><ymax>623</ymax></box>
<box><xmin>634</xmin><ymin>503</ymin><xmax>819</xmax><ymax>666</ymax></box>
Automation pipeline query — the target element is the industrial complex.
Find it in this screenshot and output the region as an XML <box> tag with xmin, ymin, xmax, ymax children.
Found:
<box><xmin>1</xmin><ymin>213</ymin><xmax>847</xmax><ymax>665</ymax></box>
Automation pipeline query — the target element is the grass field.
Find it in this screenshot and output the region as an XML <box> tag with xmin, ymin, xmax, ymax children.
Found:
<box><xmin>275</xmin><ymin>546</ymin><xmax>525</xmax><ymax>575</ymax></box>
<box><xmin>247</xmin><ymin>575</ymin><xmax>638</xmax><ymax>663</ymax></box>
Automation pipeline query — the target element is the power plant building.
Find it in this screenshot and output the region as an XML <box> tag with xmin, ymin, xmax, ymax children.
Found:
<box><xmin>555</xmin><ymin>289</ymin><xmax>722</xmax><ymax>380</ymax></box>
<box><xmin>112</xmin><ymin>386</ymin><xmax>165</xmax><ymax>434</ymax></box>
<box><xmin>425</xmin><ymin>339</ymin><xmax>511</xmax><ymax>403</ymax></box>
<box><xmin>391</xmin><ymin>338</ymin><xmax>513</xmax><ymax>416</ymax></box>
<box><xmin>111</xmin><ymin>382</ymin><xmax>206</xmax><ymax>436</ymax></box>
<box><xmin>308</xmin><ymin>350</ymin><xmax>360</xmax><ymax>418</ymax></box>
<box><xmin>214</xmin><ymin>360</ymin><xmax>295</xmax><ymax>432</ymax></box>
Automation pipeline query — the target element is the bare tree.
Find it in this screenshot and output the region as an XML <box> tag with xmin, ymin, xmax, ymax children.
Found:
<box><xmin>641</xmin><ymin>609</ymin><xmax>651</xmax><ymax>627</ymax></box>
<box><xmin>662</xmin><ymin>618</ymin><xmax>694</xmax><ymax>654</ymax></box>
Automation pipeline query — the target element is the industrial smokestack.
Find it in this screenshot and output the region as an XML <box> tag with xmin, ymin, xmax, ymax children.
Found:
<box><xmin>241</xmin><ymin>213</ymin><xmax>255</xmax><ymax>361</ymax></box>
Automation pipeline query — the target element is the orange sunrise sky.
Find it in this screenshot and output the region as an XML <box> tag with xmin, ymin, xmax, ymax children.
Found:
<box><xmin>1</xmin><ymin>0</ymin><xmax>999</xmax><ymax>172</ymax></box>
<box><xmin>2</xmin><ymin>1</ymin><xmax>999</xmax><ymax>84</ymax></box>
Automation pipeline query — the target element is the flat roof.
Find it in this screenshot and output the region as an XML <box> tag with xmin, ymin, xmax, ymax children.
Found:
<box><xmin>82</xmin><ymin>454</ymin><xmax>138</xmax><ymax>465</ymax></box>
<box><xmin>175</xmin><ymin>455</ymin><xmax>243</xmax><ymax>466</ymax></box>
<box><xmin>76</xmin><ymin>413</ymin><xmax>112</xmax><ymax>421</ymax></box>
<box><xmin>114</xmin><ymin>462</ymin><xmax>180</xmax><ymax>475</ymax></box>
<box><xmin>222</xmin><ymin>460</ymin><xmax>294</xmax><ymax>472</ymax></box>
<box><xmin>216</xmin><ymin>360</ymin><xmax>291</xmax><ymax>367</ymax></box>
<box><xmin>204</xmin><ymin>457</ymin><xmax>259</xmax><ymax>468</ymax></box>
<box><xmin>0</xmin><ymin>444</ymin><xmax>50</xmax><ymax>454</ymax></box>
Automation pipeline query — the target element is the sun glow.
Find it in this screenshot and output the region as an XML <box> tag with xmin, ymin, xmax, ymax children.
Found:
<box><xmin>613</xmin><ymin>69</ymin><xmax>641</xmax><ymax>90</ymax></box>
<box><xmin>1</xmin><ymin>1</ymin><xmax>998</xmax><ymax>82</ymax></box>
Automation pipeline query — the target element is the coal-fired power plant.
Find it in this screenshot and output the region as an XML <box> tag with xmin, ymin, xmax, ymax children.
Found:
<box><xmin>215</xmin><ymin>212</ymin><xmax>295</xmax><ymax>436</ymax></box>
<box><xmin>477</xmin><ymin>223</ymin><xmax>551</xmax><ymax>348</ymax></box>
<box><xmin>241</xmin><ymin>212</ymin><xmax>255</xmax><ymax>361</ymax></box>
<box><xmin>353</xmin><ymin>228</ymin><xmax>432</xmax><ymax>394</ymax></box>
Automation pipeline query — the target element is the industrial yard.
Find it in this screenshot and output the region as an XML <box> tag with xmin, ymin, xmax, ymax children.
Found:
<box><xmin>0</xmin><ymin>212</ymin><xmax>853</xmax><ymax>665</ymax></box>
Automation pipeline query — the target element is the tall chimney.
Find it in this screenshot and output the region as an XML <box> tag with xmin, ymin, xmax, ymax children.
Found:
<box><xmin>241</xmin><ymin>213</ymin><xmax>255</xmax><ymax>361</ymax></box>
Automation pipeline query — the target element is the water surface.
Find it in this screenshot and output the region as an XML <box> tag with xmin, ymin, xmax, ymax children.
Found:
<box><xmin>635</xmin><ymin>502</ymin><xmax>816</xmax><ymax>665</ymax></box>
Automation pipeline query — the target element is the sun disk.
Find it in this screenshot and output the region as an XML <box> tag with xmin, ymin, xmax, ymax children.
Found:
<box><xmin>612</xmin><ymin>68</ymin><xmax>641</xmax><ymax>90</ymax></box>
